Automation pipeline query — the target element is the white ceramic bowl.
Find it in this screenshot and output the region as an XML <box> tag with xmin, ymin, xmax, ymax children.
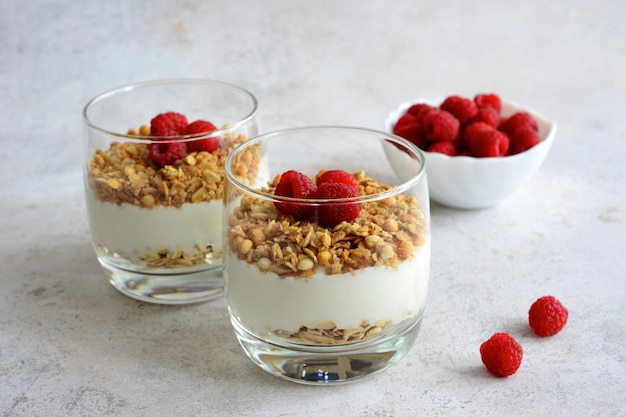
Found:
<box><xmin>384</xmin><ymin>98</ymin><xmax>557</xmax><ymax>209</ymax></box>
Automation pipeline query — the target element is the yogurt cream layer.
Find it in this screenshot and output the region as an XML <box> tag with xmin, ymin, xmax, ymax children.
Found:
<box><xmin>86</xmin><ymin>191</ymin><xmax>222</xmax><ymax>262</ymax></box>
<box><xmin>226</xmin><ymin>237</ymin><xmax>430</xmax><ymax>335</ymax></box>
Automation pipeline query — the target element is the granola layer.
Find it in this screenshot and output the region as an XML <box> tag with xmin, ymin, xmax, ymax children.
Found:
<box><xmin>227</xmin><ymin>170</ymin><xmax>428</xmax><ymax>279</ymax></box>
<box><xmin>86</xmin><ymin>132</ymin><xmax>257</xmax><ymax>208</ymax></box>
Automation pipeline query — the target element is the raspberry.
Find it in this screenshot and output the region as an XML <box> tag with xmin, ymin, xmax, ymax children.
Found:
<box><xmin>316</xmin><ymin>182</ymin><xmax>362</xmax><ymax>228</ymax></box>
<box><xmin>496</xmin><ymin>131</ymin><xmax>510</xmax><ymax>155</ymax></box>
<box><xmin>186</xmin><ymin>120</ymin><xmax>219</xmax><ymax>153</ymax></box>
<box><xmin>422</xmin><ymin>109</ymin><xmax>460</xmax><ymax>142</ymax></box>
<box><xmin>427</xmin><ymin>141</ymin><xmax>456</xmax><ymax>156</ymax></box>
<box><xmin>151</xmin><ymin>127</ymin><xmax>179</xmax><ymax>137</ymax></box>
<box><xmin>500</xmin><ymin>112</ymin><xmax>538</xmax><ymax>135</ymax></box>
<box><xmin>507</xmin><ymin>126</ymin><xmax>540</xmax><ymax>155</ymax></box>
<box><xmin>528</xmin><ymin>296</ymin><xmax>569</xmax><ymax>337</ymax></box>
<box><xmin>468</xmin><ymin>128</ymin><xmax>509</xmax><ymax>157</ymax></box>
<box><xmin>148</xmin><ymin>141</ymin><xmax>187</xmax><ymax>166</ymax></box>
<box><xmin>469</xmin><ymin>106</ymin><xmax>500</xmax><ymax>128</ymax></box>
<box><xmin>391</xmin><ymin>93</ymin><xmax>543</xmax><ymax>158</ymax></box>
<box><xmin>461</xmin><ymin>122</ymin><xmax>493</xmax><ymax>150</ymax></box>
<box><xmin>316</xmin><ymin>170</ymin><xmax>359</xmax><ymax>192</ymax></box>
<box><xmin>407</xmin><ymin>103</ymin><xmax>437</xmax><ymax>121</ymax></box>
<box><xmin>394</xmin><ymin>121</ymin><xmax>429</xmax><ymax>150</ymax></box>
<box><xmin>394</xmin><ymin>113</ymin><xmax>418</xmax><ymax>130</ymax></box>
<box><xmin>480</xmin><ymin>333</ymin><xmax>523</xmax><ymax>377</ymax></box>
<box><xmin>273</xmin><ymin>170</ymin><xmax>318</xmax><ymax>218</ymax></box>
<box><xmin>450</xmin><ymin>134</ymin><xmax>463</xmax><ymax>152</ymax></box>
<box><xmin>440</xmin><ymin>95</ymin><xmax>478</xmax><ymax>125</ymax></box>
<box><xmin>474</xmin><ymin>93</ymin><xmax>502</xmax><ymax>113</ymax></box>
<box><xmin>150</xmin><ymin>112</ymin><xmax>188</xmax><ymax>137</ymax></box>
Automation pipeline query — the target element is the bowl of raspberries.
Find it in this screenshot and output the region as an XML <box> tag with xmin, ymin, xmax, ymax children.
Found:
<box><xmin>384</xmin><ymin>93</ymin><xmax>556</xmax><ymax>209</ymax></box>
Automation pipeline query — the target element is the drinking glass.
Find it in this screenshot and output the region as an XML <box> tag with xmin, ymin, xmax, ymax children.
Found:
<box><xmin>83</xmin><ymin>79</ymin><xmax>257</xmax><ymax>304</ymax></box>
<box><xmin>224</xmin><ymin>126</ymin><xmax>430</xmax><ymax>384</ymax></box>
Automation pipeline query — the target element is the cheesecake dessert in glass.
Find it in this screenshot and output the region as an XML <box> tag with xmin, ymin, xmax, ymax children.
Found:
<box><xmin>83</xmin><ymin>79</ymin><xmax>257</xmax><ymax>304</ymax></box>
<box><xmin>224</xmin><ymin>126</ymin><xmax>430</xmax><ymax>384</ymax></box>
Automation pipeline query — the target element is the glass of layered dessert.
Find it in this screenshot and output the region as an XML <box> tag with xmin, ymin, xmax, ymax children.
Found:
<box><xmin>83</xmin><ymin>79</ymin><xmax>257</xmax><ymax>304</ymax></box>
<box><xmin>224</xmin><ymin>126</ymin><xmax>430</xmax><ymax>384</ymax></box>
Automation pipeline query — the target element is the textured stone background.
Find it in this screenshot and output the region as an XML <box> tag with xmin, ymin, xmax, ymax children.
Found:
<box><xmin>1</xmin><ymin>0</ymin><xmax>624</xmax><ymax>416</ymax></box>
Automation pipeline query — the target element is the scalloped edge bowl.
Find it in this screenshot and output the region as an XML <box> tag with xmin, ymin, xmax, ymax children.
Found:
<box><xmin>384</xmin><ymin>98</ymin><xmax>557</xmax><ymax>209</ymax></box>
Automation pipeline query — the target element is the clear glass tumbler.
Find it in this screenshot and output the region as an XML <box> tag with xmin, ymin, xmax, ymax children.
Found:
<box><xmin>83</xmin><ymin>79</ymin><xmax>258</xmax><ymax>304</ymax></box>
<box><xmin>224</xmin><ymin>126</ymin><xmax>430</xmax><ymax>384</ymax></box>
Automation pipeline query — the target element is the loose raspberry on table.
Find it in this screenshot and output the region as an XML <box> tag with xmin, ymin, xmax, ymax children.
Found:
<box><xmin>422</xmin><ymin>109</ymin><xmax>460</xmax><ymax>142</ymax></box>
<box><xmin>273</xmin><ymin>170</ymin><xmax>318</xmax><ymax>218</ymax></box>
<box><xmin>316</xmin><ymin>170</ymin><xmax>359</xmax><ymax>192</ymax></box>
<box><xmin>528</xmin><ymin>296</ymin><xmax>569</xmax><ymax>337</ymax></box>
<box><xmin>186</xmin><ymin>120</ymin><xmax>219</xmax><ymax>153</ymax></box>
<box><xmin>440</xmin><ymin>95</ymin><xmax>478</xmax><ymax>125</ymax></box>
<box><xmin>427</xmin><ymin>141</ymin><xmax>456</xmax><ymax>156</ymax></box>
<box><xmin>150</xmin><ymin>112</ymin><xmax>188</xmax><ymax>137</ymax></box>
<box><xmin>468</xmin><ymin>128</ymin><xmax>509</xmax><ymax>157</ymax></box>
<box><xmin>480</xmin><ymin>332</ymin><xmax>523</xmax><ymax>377</ymax></box>
<box><xmin>507</xmin><ymin>126</ymin><xmax>541</xmax><ymax>155</ymax></box>
<box><xmin>148</xmin><ymin>141</ymin><xmax>187</xmax><ymax>167</ymax></box>
<box><xmin>474</xmin><ymin>93</ymin><xmax>502</xmax><ymax>113</ymax></box>
<box><xmin>315</xmin><ymin>182</ymin><xmax>362</xmax><ymax>228</ymax></box>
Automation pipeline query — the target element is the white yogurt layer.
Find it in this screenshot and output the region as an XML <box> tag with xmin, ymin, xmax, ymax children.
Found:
<box><xmin>85</xmin><ymin>191</ymin><xmax>223</xmax><ymax>259</ymax></box>
<box><xmin>226</xmin><ymin>237</ymin><xmax>430</xmax><ymax>334</ymax></box>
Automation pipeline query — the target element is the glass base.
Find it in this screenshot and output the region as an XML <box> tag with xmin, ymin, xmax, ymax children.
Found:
<box><xmin>231</xmin><ymin>316</ymin><xmax>422</xmax><ymax>385</ymax></box>
<box><xmin>100</xmin><ymin>261</ymin><xmax>224</xmax><ymax>304</ymax></box>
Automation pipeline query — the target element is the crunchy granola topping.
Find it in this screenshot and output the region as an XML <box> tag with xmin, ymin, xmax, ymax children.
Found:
<box><xmin>87</xmin><ymin>132</ymin><xmax>259</xmax><ymax>208</ymax></box>
<box><xmin>227</xmin><ymin>170</ymin><xmax>427</xmax><ymax>278</ymax></box>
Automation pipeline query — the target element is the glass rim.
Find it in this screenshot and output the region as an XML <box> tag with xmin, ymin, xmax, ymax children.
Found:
<box><xmin>225</xmin><ymin>125</ymin><xmax>427</xmax><ymax>204</ymax></box>
<box><xmin>82</xmin><ymin>78</ymin><xmax>258</xmax><ymax>140</ymax></box>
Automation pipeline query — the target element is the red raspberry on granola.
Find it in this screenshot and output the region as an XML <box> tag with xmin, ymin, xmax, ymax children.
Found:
<box><xmin>150</xmin><ymin>112</ymin><xmax>188</xmax><ymax>137</ymax></box>
<box><xmin>148</xmin><ymin>141</ymin><xmax>187</xmax><ymax>166</ymax></box>
<box><xmin>274</xmin><ymin>170</ymin><xmax>318</xmax><ymax>218</ymax></box>
<box><xmin>316</xmin><ymin>170</ymin><xmax>359</xmax><ymax>192</ymax></box>
<box><xmin>316</xmin><ymin>182</ymin><xmax>362</xmax><ymax>228</ymax></box>
<box><xmin>186</xmin><ymin>120</ymin><xmax>219</xmax><ymax>153</ymax></box>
